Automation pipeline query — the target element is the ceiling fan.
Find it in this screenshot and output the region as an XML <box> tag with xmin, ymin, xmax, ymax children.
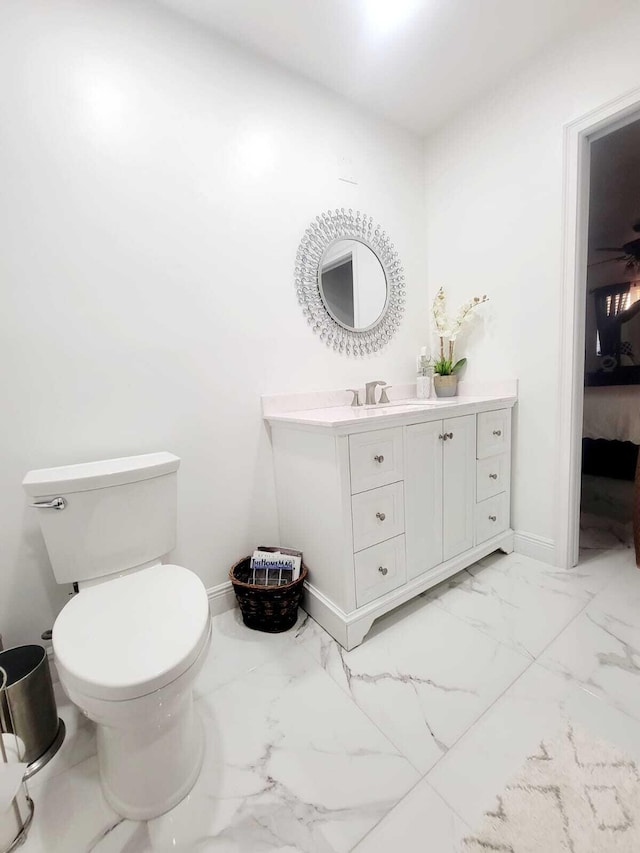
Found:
<box><xmin>590</xmin><ymin>218</ymin><xmax>640</xmax><ymax>269</ymax></box>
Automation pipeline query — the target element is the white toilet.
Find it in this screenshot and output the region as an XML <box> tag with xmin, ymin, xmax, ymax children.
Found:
<box><xmin>22</xmin><ymin>452</ymin><xmax>211</xmax><ymax>820</ymax></box>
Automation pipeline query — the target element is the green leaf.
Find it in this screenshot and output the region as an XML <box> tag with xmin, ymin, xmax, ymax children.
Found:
<box><xmin>434</xmin><ymin>358</ymin><xmax>454</xmax><ymax>375</ymax></box>
<box><xmin>452</xmin><ymin>358</ymin><xmax>467</xmax><ymax>374</ymax></box>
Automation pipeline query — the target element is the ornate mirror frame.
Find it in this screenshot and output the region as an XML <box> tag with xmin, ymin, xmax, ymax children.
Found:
<box><xmin>295</xmin><ymin>209</ymin><xmax>405</xmax><ymax>356</ymax></box>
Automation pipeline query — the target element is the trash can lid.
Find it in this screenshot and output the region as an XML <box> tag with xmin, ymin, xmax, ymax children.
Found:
<box><xmin>53</xmin><ymin>564</ymin><xmax>210</xmax><ymax>701</ymax></box>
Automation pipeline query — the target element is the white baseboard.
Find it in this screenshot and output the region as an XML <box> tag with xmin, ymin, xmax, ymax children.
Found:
<box><xmin>207</xmin><ymin>581</ymin><xmax>237</xmax><ymax>617</ymax></box>
<box><xmin>514</xmin><ymin>530</ymin><xmax>556</xmax><ymax>565</ymax></box>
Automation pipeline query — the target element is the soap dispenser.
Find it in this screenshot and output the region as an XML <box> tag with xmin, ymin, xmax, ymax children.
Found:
<box><xmin>416</xmin><ymin>347</ymin><xmax>432</xmax><ymax>399</ymax></box>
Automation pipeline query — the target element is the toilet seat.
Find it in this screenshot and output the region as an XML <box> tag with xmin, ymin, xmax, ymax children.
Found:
<box><xmin>53</xmin><ymin>564</ymin><xmax>210</xmax><ymax>702</ymax></box>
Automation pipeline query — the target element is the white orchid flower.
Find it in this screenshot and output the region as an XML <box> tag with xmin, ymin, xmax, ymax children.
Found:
<box><xmin>432</xmin><ymin>287</ymin><xmax>449</xmax><ymax>334</ymax></box>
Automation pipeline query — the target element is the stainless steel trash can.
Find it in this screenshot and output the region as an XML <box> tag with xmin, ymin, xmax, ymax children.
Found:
<box><xmin>0</xmin><ymin>645</ymin><xmax>65</xmax><ymax>778</ymax></box>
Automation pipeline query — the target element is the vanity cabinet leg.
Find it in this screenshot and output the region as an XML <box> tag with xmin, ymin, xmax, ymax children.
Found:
<box><xmin>499</xmin><ymin>531</ymin><xmax>515</xmax><ymax>555</ymax></box>
<box><xmin>346</xmin><ymin>616</ymin><xmax>376</xmax><ymax>651</ymax></box>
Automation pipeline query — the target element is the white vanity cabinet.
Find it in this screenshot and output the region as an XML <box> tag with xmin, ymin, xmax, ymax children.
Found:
<box><xmin>267</xmin><ymin>396</ymin><xmax>515</xmax><ymax>650</ymax></box>
<box><xmin>475</xmin><ymin>410</ymin><xmax>511</xmax><ymax>545</ymax></box>
<box><xmin>405</xmin><ymin>414</ymin><xmax>476</xmax><ymax>579</ymax></box>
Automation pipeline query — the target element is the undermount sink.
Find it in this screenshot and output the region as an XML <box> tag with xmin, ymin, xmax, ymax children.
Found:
<box><xmin>363</xmin><ymin>398</ymin><xmax>450</xmax><ymax>410</ymax></box>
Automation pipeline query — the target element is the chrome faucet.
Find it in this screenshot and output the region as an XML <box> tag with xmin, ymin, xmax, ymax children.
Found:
<box><xmin>365</xmin><ymin>380</ymin><xmax>388</xmax><ymax>405</ymax></box>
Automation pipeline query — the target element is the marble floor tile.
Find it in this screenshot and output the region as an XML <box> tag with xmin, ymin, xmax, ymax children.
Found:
<box><xmin>194</xmin><ymin>607</ymin><xmax>306</xmax><ymax>698</ymax></box>
<box><xmin>352</xmin><ymin>779</ymin><xmax>469</xmax><ymax>853</ymax></box>
<box><xmin>536</xmin><ymin>561</ymin><xmax>640</xmax><ymax>721</ymax></box>
<box><xmin>424</xmin><ymin>553</ymin><xmax>592</xmax><ymax>660</ymax></box>
<box><xmin>148</xmin><ymin>645</ymin><xmax>419</xmax><ymax>853</ymax></box>
<box><xmin>426</xmin><ymin>660</ymin><xmax>640</xmax><ymax>831</ymax></box>
<box><xmin>296</xmin><ymin>598</ymin><xmax>530</xmax><ymax>773</ymax></box>
<box><xmin>16</xmin><ymin>548</ymin><xmax>640</xmax><ymax>853</ymax></box>
<box><xmin>585</xmin><ymin>550</ymin><xmax>640</xmax><ymax>615</ymax></box>
<box><xmin>21</xmin><ymin>755</ymin><xmax>121</xmax><ymax>853</ymax></box>
<box><xmin>91</xmin><ymin>820</ymin><xmax>153</xmax><ymax>853</ymax></box>
<box><xmin>471</xmin><ymin>548</ymin><xmax>626</xmax><ymax>599</ymax></box>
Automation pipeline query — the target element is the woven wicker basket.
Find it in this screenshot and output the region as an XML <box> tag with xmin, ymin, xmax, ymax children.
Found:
<box><xmin>229</xmin><ymin>556</ymin><xmax>308</xmax><ymax>633</ymax></box>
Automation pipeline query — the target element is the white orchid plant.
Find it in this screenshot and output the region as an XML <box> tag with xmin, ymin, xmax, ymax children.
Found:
<box><xmin>432</xmin><ymin>288</ymin><xmax>489</xmax><ymax>376</ymax></box>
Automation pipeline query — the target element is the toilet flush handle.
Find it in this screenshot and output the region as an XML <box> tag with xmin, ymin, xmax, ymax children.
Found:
<box><xmin>30</xmin><ymin>497</ymin><xmax>67</xmax><ymax>510</ymax></box>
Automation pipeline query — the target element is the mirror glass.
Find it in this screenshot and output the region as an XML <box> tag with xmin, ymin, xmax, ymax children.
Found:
<box><xmin>319</xmin><ymin>239</ymin><xmax>388</xmax><ymax>331</ymax></box>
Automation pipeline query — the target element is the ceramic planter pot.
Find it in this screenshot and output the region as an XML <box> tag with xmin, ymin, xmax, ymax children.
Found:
<box><xmin>434</xmin><ymin>374</ymin><xmax>458</xmax><ymax>397</ymax></box>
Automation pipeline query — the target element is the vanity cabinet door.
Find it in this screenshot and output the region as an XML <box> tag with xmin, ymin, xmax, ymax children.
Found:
<box><xmin>443</xmin><ymin>415</ymin><xmax>476</xmax><ymax>561</ymax></box>
<box><xmin>405</xmin><ymin>420</ymin><xmax>444</xmax><ymax>580</ymax></box>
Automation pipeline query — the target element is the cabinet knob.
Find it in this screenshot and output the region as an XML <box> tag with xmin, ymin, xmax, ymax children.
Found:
<box><xmin>492</xmin><ymin>429</ymin><xmax>502</xmax><ymax>436</ymax></box>
<box><xmin>378</xmin><ymin>566</ymin><xmax>388</xmax><ymax>576</ymax></box>
<box><xmin>489</xmin><ymin>514</ymin><xmax>497</xmax><ymax>522</ymax></box>
<box><xmin>439</xmin><ymin>434</ymin><xmax>445</xmax><ymax>441</ymax></box>
<box><xmin>376</xmin><ymin>512</ymin><xmax>386</xmax><ymax>521</ymax></box>
<box><xmin>374</xmin><ymin>454</ymin><xmax>384</xmax><ymax>463</ymax></box>
<box><xmin>489</xmin><ymin>473</ymin><xmax>498</xmax><ymax>480</ymax></box>
<box><xmin>446</xmin><ymin>432</ymin><xmax>453</xmax><ymax>439</ymax></box>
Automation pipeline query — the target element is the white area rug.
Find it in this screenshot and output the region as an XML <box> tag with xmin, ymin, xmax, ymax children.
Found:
<box><xmin>463</xmin><ymin>723</ymin><xmax>640</xmax><ymax>852</ymax></box>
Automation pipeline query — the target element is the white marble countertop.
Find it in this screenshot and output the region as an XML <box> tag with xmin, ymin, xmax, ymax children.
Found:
<box><xmin>264</xmin><ymin>394</ymin><xmax>517</xmax><ymax>432</ymax></box>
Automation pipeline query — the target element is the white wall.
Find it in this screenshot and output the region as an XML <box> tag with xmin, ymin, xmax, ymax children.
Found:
<box><xmin>0</xmin><ymin>0</ymin><xmax>427</xmax><ymax>645</ymax></box>
<box><xmin>423</xmin><ymin>4</ymin><xmax>640</xmax><ymax>555</ymax></box>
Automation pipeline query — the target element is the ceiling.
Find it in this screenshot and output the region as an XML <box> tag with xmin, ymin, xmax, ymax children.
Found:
<box><xmin>155</xmin><ymin>0</ymin><xmax>629</xmax><ymax>135</ymax></box>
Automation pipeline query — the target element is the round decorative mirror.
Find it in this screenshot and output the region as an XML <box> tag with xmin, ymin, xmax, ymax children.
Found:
<box><xmin>295</xmin><ymin>209</ymin><xmax>405</xmax><ymax>356</ymax></box>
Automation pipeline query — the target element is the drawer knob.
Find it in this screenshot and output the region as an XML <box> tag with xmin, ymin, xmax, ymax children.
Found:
<box><xmin>489</xmin><ymin>514</ymin><xmax>497</xmax><ymax>522</ymax></box>
<box><xmin>374</xmin><ymin>454</ymin><xmax>385</xmax><ymax>463</ymax></box>
<box><xmin>378</xmin><ymin>566</ymin><xmax>388</xmax><ymax>576</ymax></box>
<box><xmin>489</xmin><ymin>473</ymin><xmax>498</xmax><ymax>480</ymax></box>
<box><xmin>376</xmin><ymin>512</ymin><xmax>386</xmax><ymax>521</ymax></box>
<box><xmin>492</xmin><ymin>429</ymin><xmax>502</xmax><ymax>436</ymax></box>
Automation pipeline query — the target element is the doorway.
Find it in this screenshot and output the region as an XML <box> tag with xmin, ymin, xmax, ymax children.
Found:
<box><xmin>557</xmin><ymin>93</ymin><xmax>640</xmax><ymax>569</ymax></box>
<box><xmin>581</xmin><ymin>119</ymin><xmax>640</xmax><ymax>552</ymax></box>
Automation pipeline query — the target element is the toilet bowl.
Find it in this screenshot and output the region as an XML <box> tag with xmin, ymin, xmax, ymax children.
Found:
<box><xmin>53</xmin><ymin>563</ymin><xmax>211</xmax><ymax>819</ymax></box>
<box><xmin>22</xmin><ymin>452</ymin><xmax>211</xmax><ymax>819</ymax></box>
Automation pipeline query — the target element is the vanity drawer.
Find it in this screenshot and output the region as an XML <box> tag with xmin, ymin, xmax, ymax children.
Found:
<box><xmin>476</xmin><ymin>454</ymin><xmax>509</xmax><ymax>502</ymax></box>
<box><xmin>355</xmin><ymin>535</ymin><xmax>406</xmax><ymax>607</ymax></box>
<box><xmin>352</xmin><ymin>482</ymin><xmax>404</xmax><ymax>552</ymax></box>
<box><xmin>349</xmin><ymin>428</ymin><xmax>403</xmax><ymax>494</ymax></box>
<box><xmin>475</xmin><ymin>493</ymin><xmax>509</xmax><ymax>545</ymax></box>
<box><xmin>477</xmin><ymin>410</ymin><xmax>510</xmax><ymax>459</ymax></box>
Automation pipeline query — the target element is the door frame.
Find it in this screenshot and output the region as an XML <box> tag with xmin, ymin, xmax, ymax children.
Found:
<box><xmin>556</xmin><ymin>87</ymin><xmax>640</xmax><ymax>568</ymax></box>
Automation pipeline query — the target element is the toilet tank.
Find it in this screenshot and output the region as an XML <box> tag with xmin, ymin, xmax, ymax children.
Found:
<box><xmin>22</xmin><ymin>453</ymin><xmax>180</xmax><ymax>585</ymax></box>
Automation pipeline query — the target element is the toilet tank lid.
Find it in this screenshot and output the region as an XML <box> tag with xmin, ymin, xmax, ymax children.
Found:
<box><xmin>22</xmin><ymin>452</ymin><xmax>180</xmax><ymax>496</ymax></box>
